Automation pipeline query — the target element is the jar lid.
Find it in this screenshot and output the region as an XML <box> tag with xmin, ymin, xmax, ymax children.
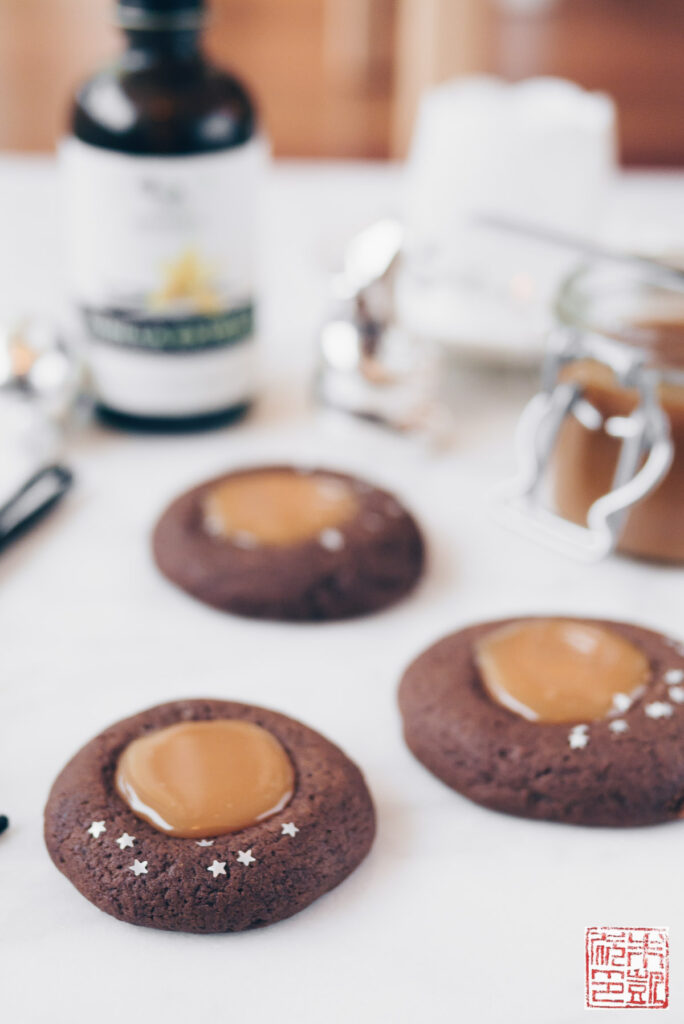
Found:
<box><xmin>557</xmin><ymin>262</ymin><xmax>684</xmax><ymax>373</ymax></box>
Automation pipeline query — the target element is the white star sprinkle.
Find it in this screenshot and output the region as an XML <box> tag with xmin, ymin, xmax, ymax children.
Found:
<box><xmin>609</xmin><ymin>719</ymin><xmax>629</xmax><ymax>734</ymax></box>
<box><xmin>116</xmin><ymin>833</ymin><xmax>135</xmax><ymax>850</ymax></box>
<box><xmin>612</xmin><ymin>692</ymin><xmax>632</xmax><ymax>713</ymax></box>
<box><xmin>664</xmin><ymin>669</ymin><xmax>684</xmax><ymax>685</ymax></box>
<box><xmin>318</xmin><ymin>528</ymin><xmax>345</xmax><ymax>552</ymax></box>
<box><xmin>645</xmin><ymin>701</ymin><xmax>673</xmax><ymax>719</ymax></box>
<box><xmin>281</xmin><ymin>822</ymin><xmax>299</xmax><ymax>837</ymax></box>
<box><xmin>236</xmin><ymin>849</ymin><xmax>256</xmax><ymax>866</ymax></box>
<box><xmin>196</xmin><ymin>839</ymin><xmax>214</xmax><ymax>847</ymax></box>
<box><xmin>568</xmin><ymin>725</ymin><xmax>589</xmax><ymax>750</ymax></box>
<box><xmin>207</xmin><ymin>860</ymin><xmax>226</xmax><ymax>878</ymax></box>
<box><xmin>87</xmin><ymin>821</ymin><xmax>106</xmax><ymax>838</ymax></box>
<box><xmin>669</xmin><ymin>687</ymin><xmax>684</xmax><ymax>704</ymax></box>
<box><xmin>129</xmin><ymin>860</ymin><xmax>148</xmax><ymax>876</ymax></box>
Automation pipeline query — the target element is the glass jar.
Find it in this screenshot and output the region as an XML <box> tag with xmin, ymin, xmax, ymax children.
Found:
<box><xmin>503</xmin><ymin>262</ymin><xmax>684</xmax><ymax>562</ymax></box>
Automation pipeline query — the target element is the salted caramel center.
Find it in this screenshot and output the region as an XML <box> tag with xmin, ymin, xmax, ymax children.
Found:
<box><xmin>116</xmin><ymin>720</ymin><xmax>295</xmax><ymax>838</ymax></box>
<box><xmin>203</xmin><ymin>470</ymin><xmax>358</xmax><ymax>546</ymax></box>
<box><xmin>475</xmin><ymin>619</ymin><xmax>649</xmax><ymax>723</ymax></box>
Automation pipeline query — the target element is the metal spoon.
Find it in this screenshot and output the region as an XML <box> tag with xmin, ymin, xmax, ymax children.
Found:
<box><xmin>473</xmin><ymin>213</ymin><xmax>684</xmax><ymax>292</ymax></box>
<box><xmin>0</xmin><ymin>319</ymin><xmax>80</xmax><ymax>550</ymax></box>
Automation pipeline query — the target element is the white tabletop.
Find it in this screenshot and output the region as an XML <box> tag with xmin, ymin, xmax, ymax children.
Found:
<box><xmin>2</xmin><ymin>158</ymin><xmax>684</xmax><ymax>1024</ymax></box>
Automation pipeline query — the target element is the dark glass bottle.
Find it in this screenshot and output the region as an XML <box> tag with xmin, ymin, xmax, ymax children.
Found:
<box><xmin>62</xmin><ymin>0</ymin><xmax>263</xmax><ymax>431</ymax></box>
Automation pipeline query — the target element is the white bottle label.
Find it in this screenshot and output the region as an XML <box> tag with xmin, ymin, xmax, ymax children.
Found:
<box><xmin>61</xmin><ymin>137</ymin><xmax>265</xmax><ymax>418</ymax></box>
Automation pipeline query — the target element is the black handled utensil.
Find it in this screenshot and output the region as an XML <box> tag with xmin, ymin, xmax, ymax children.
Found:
<box><xmin>0</xmin><ymin>464</ymin><xmax>73</xmax><ymax>552</ymax></box>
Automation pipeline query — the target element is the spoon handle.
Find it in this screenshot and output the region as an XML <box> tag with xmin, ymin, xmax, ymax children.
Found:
<box><xmin>474</xmin><ymin>213</ymin><xmax>684</xmax><ymax>291</ymax></box>
<box><xmin>0</xmin><ymin>463</ymin><xmax>73</xmax><ymax>552</ymax></box>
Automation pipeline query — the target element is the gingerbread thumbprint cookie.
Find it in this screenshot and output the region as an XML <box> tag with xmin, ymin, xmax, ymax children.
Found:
<box><xmin>45</xmin><ymin>699</ymin><xmax>375</xmax><ymax>931</ymax></box>
<box><xmin>152</xmin><ymin>466</ymin><xmax>425</xmax><ymax>621</ymax></box>
<box><xmin>399</xmin><ymin>617</ymin><xmax>684</xmax><ymax>826</ymax></box>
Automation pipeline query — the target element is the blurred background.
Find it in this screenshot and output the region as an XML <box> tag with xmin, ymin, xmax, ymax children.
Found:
<box><xmin>0</xmin><ymin>0</ymin><xmax>682</xmax><ymax>164</ymax></box>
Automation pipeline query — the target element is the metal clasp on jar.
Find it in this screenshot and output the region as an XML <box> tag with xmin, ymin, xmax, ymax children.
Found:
<box><xmin>496</xmin><ymin>327</ymin><xmax>674</xmax><ymax>561</ymax></box>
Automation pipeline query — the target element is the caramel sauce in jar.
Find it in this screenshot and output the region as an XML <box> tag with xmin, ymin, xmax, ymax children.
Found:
<box><xmin>553</xmin><ymin>268</ymin><xmax>684</xmax><ymax>562</ymax></box>
<box><xmin>554</xmin><ymin>355</ymin><xmax>684</xmax><ymax>561</ymax></box>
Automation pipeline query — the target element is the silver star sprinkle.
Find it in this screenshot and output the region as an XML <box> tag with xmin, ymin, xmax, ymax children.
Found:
<box><xmin>664</xmin><ymin>669</ymin><xmax>684</xmax><ymax>686</ymax></box>
<box><xmin>116</xmin><ymin>833</ymin><xmax>135</xmax><ymax>850</ymax></box>
<box><xmin>236</xmin><ymin>849</ymin><xmax>256</xmax><ymax>866</ymax></box>
<box><xmin>612</xmin><ymin>693</ymin><xmax>632</xmax><ymax>713</ymax></box>
<box><xmin>281</xmin><ymin>822</ymin><xmax>299</xmax><ymax>837</ymax></box>
<box><xmin>207</xmin><ymin>860</ymin><xmax>226</xmax><ymax>878</ymax></box>
<box><xmin>609</xmin><ymin>719</ymin><xmax>629</xmax><ymax>734</ymax></box>
<box><xmin>568</xmin><ymin>725</ymin><xmax>589</xmax><ymax>750</ymax></box>
<box><xmin>669</xmin><ymin>687</ymin><xmax>684</xmax><ymax>704</ymax></box>
<box><xmin>318</xmin><ymin>528</ymin><xmax>344</xmax><ymax>552</ymax></box>
<box><xmin>129</xmin><ymin>860</ymin><xmax>148</xmax><ymax>876</ymax></box>
<box><xmin>87</xmin><ymin>821</ymin><xmax>106</xmax><ymax>838</ymax></box>
<box><xmin>645</xmin><ymin>701</ymin><xmax>673</xmax><ymax>719</ymax></box>
<box><xmin>196</xmin><ymin>839</ymin><xmax>214</xmax><ymax>847</ymax></box>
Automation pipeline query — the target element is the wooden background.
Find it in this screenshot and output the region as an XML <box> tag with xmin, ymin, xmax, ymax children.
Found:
<box><xmin>0</xmin><ymin>0</ymin><xmax>681</xmax><ymax>164</ymax></box>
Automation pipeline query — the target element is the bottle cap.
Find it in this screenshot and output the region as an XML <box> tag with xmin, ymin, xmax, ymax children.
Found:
<box><xmin>116</xmin><ymin>0</ymin><xmax>205</xmax><ymax>30</ymax></box>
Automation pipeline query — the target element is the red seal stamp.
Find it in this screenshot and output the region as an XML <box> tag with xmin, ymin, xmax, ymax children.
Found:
<box><xmin>585</xmin><ymin>927</ymin><xmax>669</xmax><ymax>1009</ymax></box>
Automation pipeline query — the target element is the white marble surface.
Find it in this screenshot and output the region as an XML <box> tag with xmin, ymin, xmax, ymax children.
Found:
<box><xmin>2</xmin><ymin>158</ymin><xmax>684</xmax><ymax>1024</ymax></box>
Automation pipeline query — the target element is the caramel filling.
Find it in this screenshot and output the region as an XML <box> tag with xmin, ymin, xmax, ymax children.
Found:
<box><xmin>475</xmin><ymin>619</ymin><xmax>649</xmax><ymax>723</ymax></box>
<box><xmin>203</xmin><ymin>470</ymin><xmax>358</xmax><ymax>547</ymax></box>
<box><xmin>555</xmin><ymin>358</ymin><xmax>684</xmax><ymax>562</ymax></box>
<box><xmin>116</xmin><ymin>720</ymin><xmax>295</xmax><ymax>838</ymax></box>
